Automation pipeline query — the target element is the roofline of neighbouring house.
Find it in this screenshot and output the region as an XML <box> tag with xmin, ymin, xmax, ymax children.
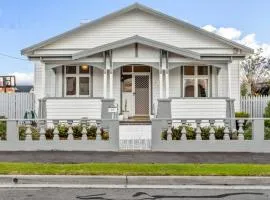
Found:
<box><xmin>21</xmin><ymin>3</ymin><xmax>254</xmax><ymax>55</ymax></box>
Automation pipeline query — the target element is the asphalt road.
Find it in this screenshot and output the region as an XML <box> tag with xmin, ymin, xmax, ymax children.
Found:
<box><xmin>0</xmin><ymin>187</ymin><xmax>269</xmax><ymax>200</ymax></box>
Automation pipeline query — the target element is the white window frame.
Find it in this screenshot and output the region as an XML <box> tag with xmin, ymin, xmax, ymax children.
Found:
<box><xmin>64</xmin><ymin>65</ymin><xmax>91</xmax><ymax>97</ymax></box>
<box><xmin>183</xmin><ymin>66</ymin><xmax>210</xmax><ymax>97</ymax></box>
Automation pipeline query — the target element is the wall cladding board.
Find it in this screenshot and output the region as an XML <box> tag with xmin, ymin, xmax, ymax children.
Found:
<box><xmin>171</xmin><ymin>99</ymin><xmax>227</xmax><ymax>118</ymax></box>
<box><xmin>46</xmin><ymin>99</ymin><xmax>102</xmax><ymax>119</ymax></box>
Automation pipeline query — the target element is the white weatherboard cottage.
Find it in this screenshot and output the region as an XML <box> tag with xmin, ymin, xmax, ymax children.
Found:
<box><xmin>22</xmin><ymin>3</ymin><xmax>253</xmax><ymax>123</ymax></box>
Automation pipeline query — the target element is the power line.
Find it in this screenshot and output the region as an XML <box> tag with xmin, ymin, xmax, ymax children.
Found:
<box><xmin>0</xmin><ymin>53</ymin><xmax>29</xmax><ymax>61</ymax></box>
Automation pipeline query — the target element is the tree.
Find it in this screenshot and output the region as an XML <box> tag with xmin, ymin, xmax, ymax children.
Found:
<box><xmin>240</xmin><ymin>49</ymin><xmax>270</xmax><ymax>95</ymax></box>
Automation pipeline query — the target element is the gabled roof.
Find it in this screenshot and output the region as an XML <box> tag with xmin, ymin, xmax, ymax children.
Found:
<box><xmin>72</xmin><ymin>35</ymin><xmax>201</xmax><ymax>60</ymax></box>
<box><xmin>21</xmin><ymin>3</ymin><xmax>253</xmax><ymax>55</ymax></box>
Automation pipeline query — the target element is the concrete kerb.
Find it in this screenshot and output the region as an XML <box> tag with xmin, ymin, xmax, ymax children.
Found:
<box><xmin>2</xmin><ymin>175</ymin><xmax>270</xmax><ymax>186</ymax></box>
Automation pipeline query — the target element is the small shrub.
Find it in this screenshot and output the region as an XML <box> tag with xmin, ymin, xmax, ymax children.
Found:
<box><xmin>235</xmin><ymin>112</ymin><xmax>249</xmax><ymax>118</ymax></box>
<box><xmin>58</xmin><ymin>124</ymin><xmax>68</xmax><ymax>139</ymax></box>
<box><xmin>264</xmin><ymin>101</ymin><xmax>270</xmax><ymax>128</ymax></box>
<box><xmin>265</xmin><ymin>127</ymin><xmax>270</xmax><ymax>140</ymax></box>
<box><xmin>45</xmin><ymin>128</ymin><xmax>54</xmax><ymax>140</ymax></box>
<box><xmin>243</xmin><ymin>121</ymin><xmax>252</xmax><ymax>140</ymax></box>
<box><xmin>87</xmin><ymin>126</ymin><xmax>97</xmax><ymax>140</ymax></box>
<box><xmin>101</xmin><ymin>129</ymin><xmax>109</xmax><ymax>140</ymax></box>
<box><xmin>0</xmin><ymin>116</ymin><xmax>6</xmax><ymax>140</ymax></box>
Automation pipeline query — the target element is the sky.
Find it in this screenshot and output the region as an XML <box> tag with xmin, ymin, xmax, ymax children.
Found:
<box><xmin>0</xmin><ymin>0</ymin><xmax>270</xmax><ymax>85</ymax></box>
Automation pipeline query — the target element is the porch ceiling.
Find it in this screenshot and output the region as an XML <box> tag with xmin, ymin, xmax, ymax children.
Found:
<box><xmin>72</xmin><ymin>35</ymin><xmax>201</xmax><ymax>60</ymax></box>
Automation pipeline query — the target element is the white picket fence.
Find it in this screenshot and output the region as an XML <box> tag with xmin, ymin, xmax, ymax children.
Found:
<box><xmin>240</xmin><ymin>95</ymin><xmax>270</xmax><ymax>117</ymax></box>
<box><xmin>0</xmin><ymin>93</ymin><xmax>35</xmax><ymax>118</ymax></box>
<box><xmin>119</xmin><ymin>138</ymin><xmax>152</xmax><ymax>151</ymax></box>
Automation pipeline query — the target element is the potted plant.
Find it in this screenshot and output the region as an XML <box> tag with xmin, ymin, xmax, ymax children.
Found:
<box><xmin>122</xmin><ymin>99</ymin><xmax>129</xmax><ymax>120</ymax></box>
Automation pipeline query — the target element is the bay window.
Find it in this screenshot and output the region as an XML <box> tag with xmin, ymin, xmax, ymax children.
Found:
<box><xmin>65</xmin><ymin>65</ymin><xmax>91</xmax><ymax>97</ymax></box>
<box><xmin>183</xmin><ymin>66</ymin><xmax>209</xmax><ymax>97</ymax></box>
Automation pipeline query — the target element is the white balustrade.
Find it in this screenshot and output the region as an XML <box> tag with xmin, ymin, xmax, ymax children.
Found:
<box><xmin>53</xmin><ymin>120</ymin><xmax>60</xmax><ymax>141</ymax></box>
<box><xmin>67</xmin><ymin>120</ymin><xmax>74</xmax><ymax>141</ymax></box>
<box><xmin>195</xmin><ymin>120</ymin><xmax>202</xmax><ymax>140</ymax></box>
<box><xmin>96</xmin><ymin>121</ymin><xmax>102</xmax><ymax>141</ymax></box>
<box><xmin>39</xmin><ymin>120</ymin><xmax>46</xmax><ymax>141</ymax></box>
<box><xmin>167</xmin><ymin>120</ymin><xmax>172</xmax><ymax>141</ymax></box>
<box><xmin>223</xmin><ymin>120</ymin><xmax>231</xmax><ymax>140</ymax></box>
<box><xmin>81</xmin><ymin>118</ymin><xmax>88</xmax><ymax>141</ymax></box>
<box><xmin>209</xmin><ymin>120</ymin><xmax>216</xmax><ymax>141</ymax></box>
<box><xmin>237</xmin><ymin>119</ymin><xmax>245</xmax><ymax>141</ymax></box>
<box><xmin>180</xmin><ymin>120</ymin><xmax>187</xmax><ymax>140</ymax></box>
<box><xmin>25</xmin><ymin>120</ymin><xmax>32</xmax><ymax>141</ymax></box>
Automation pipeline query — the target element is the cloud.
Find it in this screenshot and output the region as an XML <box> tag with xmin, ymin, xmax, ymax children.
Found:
<box><xmin>202</xmin><ymin>25</ymin><xmax>242</xmax><ymax>40</ymax></box>
<box><xmin>202</xmin><ymin>25</ymin><xmax>270</xmax><ymax>57</ymax></box>
<box><xmin>8</xmin><ymin>72</ymin><xmax>33</xmax><ymax>85</ymax></box>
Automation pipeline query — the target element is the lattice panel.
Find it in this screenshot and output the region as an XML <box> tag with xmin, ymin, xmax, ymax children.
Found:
<box><xmin>135</xmin><ymin>76</ymin><xmax>149</xmax><ymax>115</ymax></box>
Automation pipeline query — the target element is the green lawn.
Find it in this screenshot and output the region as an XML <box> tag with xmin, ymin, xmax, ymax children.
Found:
<box><xmin>0</xmin><ymin>163</ymin><xmax>270</xmax><ymax>176</ymax></box>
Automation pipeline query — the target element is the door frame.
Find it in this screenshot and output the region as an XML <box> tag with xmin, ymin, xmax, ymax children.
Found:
<box><xmin>132</xmin><ymin>73</ymin><xmax>151</xmax><ymax>116</ymax></box>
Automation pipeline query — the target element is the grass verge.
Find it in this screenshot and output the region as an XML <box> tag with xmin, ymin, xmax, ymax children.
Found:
<box><xmin>0</xmin><ymin>163</ymin><xmax>270</xmax><ymax>176</ymax></box>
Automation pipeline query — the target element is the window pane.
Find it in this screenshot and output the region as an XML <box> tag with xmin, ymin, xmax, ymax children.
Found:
<box><xmin>66</xmin><ymin>77</ymin><xmax>76</xmax><ymax>95</ymax></box>
<box><xmin>133</xmin><ymin>66</ymin><xmax>150</xmax><ymax>72</ymax></box>
<box><xmin>122</xmin><ymin>75</ymin><xmax>132</xmax><ymax>92</ymax></box>
<box><xmin>184</xmin><ymin>79</ymin><xmax>195</xmax><ymax>97</ymax></box>
<box><xmin>198</xmin><ymin>66</ymin><xmax>208</xmax><ymax>75</ymax></box>
<box><xmin>184</xmin><ymin>66</ymin><xmax>194</xmax><ymax>75</ymax></box>
<box><xmin>66</xmin><ymin>66</ymin><xmax>76</xmax><ymax>74</ymax></box>
<box><xmin>79</xmin><ymin>65</ymin><xmax>90</xmax><ymax>74</ymax></box>
<box><xmin>123</xmin><ymin>66</ymin><xmax>132</xmax><ymax>73</ymax></box>
<box><xmin>79</xmin><ymin>77</ymin><xmax>89</xmax><ymax>95</ymax></box>
<box><xmin>198</xmin><ymin>79</ymin><xmax>208</xmax><ymax>97</ymax></box>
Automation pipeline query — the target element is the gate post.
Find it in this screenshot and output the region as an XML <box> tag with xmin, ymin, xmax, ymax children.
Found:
<box><xmin>102</xmin><ymin>119</ymin><xmax>119</xmax><ymax>151</ymax></box>
<box><xmin>156</xmin><ymin>99</ymin><xmax>171</xmax><ymax>118</ymax></box>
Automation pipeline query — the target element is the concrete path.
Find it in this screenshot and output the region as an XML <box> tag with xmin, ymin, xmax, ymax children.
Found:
<box><xmin>0</xmin><ymin>151</ymin><xmax>270</xmax><ymax>163</ymax></box>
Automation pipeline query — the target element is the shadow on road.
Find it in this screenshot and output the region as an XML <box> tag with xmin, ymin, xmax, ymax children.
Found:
<box><xmin>76</xmin><ymin>191</ymin><xmax>265</xmax><ymax>199</ymax></box>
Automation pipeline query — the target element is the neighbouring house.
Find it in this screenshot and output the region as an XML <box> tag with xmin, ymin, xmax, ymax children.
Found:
<box><xmin>21</xmin><ymin>3</ymin><xmax>253</xmax><ymax>121</ymax></box>
<box><xmin>15</xmin><ymin>85</ymin><xmax>34</xmax><ymax>93</ymax></box>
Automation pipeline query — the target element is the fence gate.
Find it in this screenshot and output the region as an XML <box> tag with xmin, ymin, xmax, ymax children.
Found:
<box><xmin>119</xmin><ymin>124</ymin><xmax>152</xmax><ymax>151</ymax></box>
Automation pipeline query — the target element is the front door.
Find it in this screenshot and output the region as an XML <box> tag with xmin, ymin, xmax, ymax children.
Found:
<box><xmin>134</xmin><ymin>75</ymin><xmax>150</xmax><ymax>116</ymax></box>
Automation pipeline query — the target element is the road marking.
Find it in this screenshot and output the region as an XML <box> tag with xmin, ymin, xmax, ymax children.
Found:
<box><xmin>0</xmin><ymin>184</ymin><xmax>270</xmax><ymax>190</ymax></box>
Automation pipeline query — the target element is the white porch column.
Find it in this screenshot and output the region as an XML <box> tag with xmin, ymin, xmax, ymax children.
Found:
<box><xmin>103</xmin><ymin>69</ymin><xmax>107</xmax><ymax>98</ymax></box>
<box><xmin>159</xmin><ymin>70</ymin><xmax>163</xmax><ymax>98</ymax></box>
<box><xmin>165</xmin><ymin>69</ymin><xmax>169</xmax><ymax>98</ymax></box>
<box><xmin>33</xmin><ymin>60</ymin><xmax>46</xmax><ymax>117</ymax></box>
<box><xmin>33</xmin><ymin>60</ymin><xmax>46</xmax><ymax>99</ymax></box>
<box><xmin>104</xmin><ymin>50</ymin><xmax>113</xmax><ymax>99</ymax></box>
<box><xmin>109</xmin><ymin>69</ymin><xmax>113</xmax><ymax>98</ymax></box>
<box><xmin>227</xmin><ymin>63</ymin><xmax>231</xmax><ymax>98</ymax></box>
<box><xmin>160</xmin><ymin>50</ymin><xmax>169</xmax><ymax>98</ymax></box>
